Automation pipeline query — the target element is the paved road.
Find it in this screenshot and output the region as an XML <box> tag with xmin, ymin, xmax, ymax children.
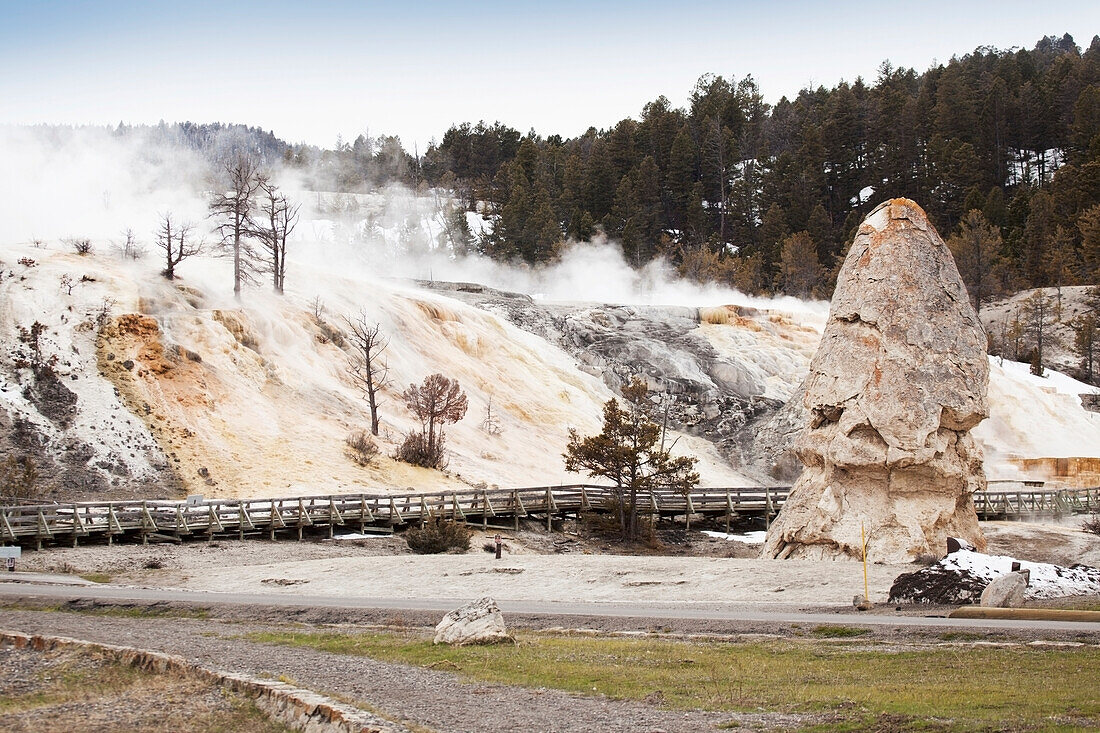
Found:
<box><xmin>2</xmin><ymin>577</ymin><xmax>1098</xmax><ymax>633</ymax></box>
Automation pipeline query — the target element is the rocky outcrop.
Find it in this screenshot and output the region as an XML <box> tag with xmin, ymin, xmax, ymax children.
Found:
<box><xmin>763</xmin><ymin>199</ymin><xmax>989</xmax><ymax>563</ymax></box>
<box><xmin>422</xmin><ymin>281</ymin><xmax>802</xmax><ymax>478</ymax></box>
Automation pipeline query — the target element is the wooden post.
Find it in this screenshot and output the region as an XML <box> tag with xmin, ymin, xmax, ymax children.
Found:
<box><xmin>725</xmin><ymin>490</ymin><xmax>733</xmax><ymax>533</ymax></box>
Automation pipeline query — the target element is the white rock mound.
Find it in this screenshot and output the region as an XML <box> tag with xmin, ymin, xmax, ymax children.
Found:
<box><xmin>433</xmin><ymin>597</ymin><xmax>511</xmax><ymax>646</ymax></box>
<box><xmin>763</xmin><ymin>198</ymin><xmax>989</xmax><ymax>563</ymax></box>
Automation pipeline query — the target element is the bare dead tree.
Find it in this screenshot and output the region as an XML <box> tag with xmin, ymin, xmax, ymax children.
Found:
<box><xmin>209</xmin><ymin>156</ymin><xmax>263</xmax><ymax>298</ymax></box>
<box><xmin>481</xmin><ymin>395</ymin><xmax>502</xmax><ymax>435</ymax></box>
<box><xmin>117</xmin><ymin>227</ymin><xmax>146</xmax><ymax>260</ymax></box>
<box><xmin>343</xmin><ymin>312</ymin><xmax>391</xmax><ymax>436</ymax></box>
<box><xmin>251</xmin><ymin>180</ymin><xmax>300</xmax><ymax>294</ymax></box>
<box><xmin>155</xmin><ymin>212</ymin><xmax>202</xmax><ymax>280</ymax></box>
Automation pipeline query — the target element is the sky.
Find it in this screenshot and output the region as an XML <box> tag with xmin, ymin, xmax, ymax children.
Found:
<box><xmin>2</xmin><ymin>1</ymin><xmax>1098</xmax><ymax>150</ymax></box>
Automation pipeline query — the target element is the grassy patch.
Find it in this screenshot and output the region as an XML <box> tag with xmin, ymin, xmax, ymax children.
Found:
<box><xmin>246</xmin><ymin>629</ymin><xmax>1100</xmax><ymax>730</ymax></box>
<box><xmin>79</xmin><ymin>572</ymin><xmax>112</xmax><ymax>584</ymax></box>
<box><xmin>810</xmin><ymin>625</ymin><xmax>871</xmax><ymax>639</ymax></box>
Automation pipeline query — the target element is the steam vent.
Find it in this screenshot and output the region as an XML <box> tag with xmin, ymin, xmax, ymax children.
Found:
<box><xmin>762</xmin><ymin>198</ymin><xmax>989</xmax><ymax>563</ymax></box>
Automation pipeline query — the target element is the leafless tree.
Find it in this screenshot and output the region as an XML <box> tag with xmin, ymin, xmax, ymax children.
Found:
<box><xmin>118</xmin><ymin>227</ymin><xmax>146</xmax><ymax>260</ymax></box>
<box><xmin>251</xmin><ymin>180</ymin><xmax>300</xmax><ymax>294</ymax></box>
<box><xmin>344</xmin><ymin>312</ymin><xmax>391</xmax><ymax>436</ymax></box>
<box><xmin>155</xmin><ymin>212</ymin><xmax>202</xmax><ymax>280</ymax></box>
<box><xmin>59</xmin><ymin>273</ymin><xmax>74</xmax><ymax>295</ymax></box>
<box><xmin>209</xmin><ymin>156</ymin><xmax>263</xmax><ymax>298</ymax></box>
<box><xmin>481</xmin><ymin>395</ymin><xmax>502</xmax><ymax>435</ymax></box>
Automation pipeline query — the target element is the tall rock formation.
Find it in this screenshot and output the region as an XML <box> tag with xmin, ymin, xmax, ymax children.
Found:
<box><xmin>762</xmin><ymin>199</ymin><xmax>989</xmax><ymax>563</ymax></box>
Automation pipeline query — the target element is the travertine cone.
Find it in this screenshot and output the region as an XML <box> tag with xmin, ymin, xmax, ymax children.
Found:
<box><xmin>762</xmin><ymin>199</ymin><xmax>988</xmax><ymax>563</ymax></box>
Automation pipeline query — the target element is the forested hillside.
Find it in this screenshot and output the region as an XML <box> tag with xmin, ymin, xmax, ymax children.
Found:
<box><xmin>412</xmin><ymin>34</ymin><xmax>1100</xmax><ymax>303</ymax></box>
<box><xmin>44</xmin><ymin>34</ymin><xmax>1100</xmax><ymax>306</ymax></box>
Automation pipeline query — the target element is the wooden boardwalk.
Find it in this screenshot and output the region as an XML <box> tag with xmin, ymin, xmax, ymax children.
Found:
<box><xmin>1</xmin><ymin>483</ymin><xmax>1096</xmax><ymax>550</ymax></box>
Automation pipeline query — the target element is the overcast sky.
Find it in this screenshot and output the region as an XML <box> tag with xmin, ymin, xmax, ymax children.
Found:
<box><xmin>3</xmin><ymin>1</ymin><xmax>1098</xmax><ymax>150</ymax></box>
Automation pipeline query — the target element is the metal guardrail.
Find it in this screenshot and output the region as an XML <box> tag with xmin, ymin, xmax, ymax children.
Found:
<box><xmin>1</xmin><ymin>483</ymin><xmax>1095</xmax><ymax>550</ymax></box>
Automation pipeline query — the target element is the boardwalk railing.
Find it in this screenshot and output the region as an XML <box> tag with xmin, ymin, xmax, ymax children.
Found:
<box><xmin>1</xmin><ymin>483</ymin><xmax>1095</xmax><ymax>550</ymax></box>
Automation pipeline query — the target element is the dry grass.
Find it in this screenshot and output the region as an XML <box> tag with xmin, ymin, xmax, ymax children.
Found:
<box><xmin>0</xmin><ymin>646</ymin><xmax>288</xmax><ymax>732</ymax></box>
<box><xmin>247</xmin><ymin>629</ymin><xmax>1100</xmax><ymax>731</ymax></box>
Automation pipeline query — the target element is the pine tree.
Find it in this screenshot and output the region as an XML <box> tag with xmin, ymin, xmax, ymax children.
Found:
<box><xmin>564</xmin><ymin>377</ymin><xmax>699</xmax><ymax>541</ymax></box>
<box><xmin>779</xmin><ymin>231</ymin><xmax>824</xmax><ymax>298</ymax></box>
<box><xmin>947</xmin><ymin>209</ymin><xmax>1005</xmax><ymax>313</ymax></box>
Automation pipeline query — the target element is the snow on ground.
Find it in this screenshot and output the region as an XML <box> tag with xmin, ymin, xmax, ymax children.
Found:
<box><xmin>702</xmin><ymin>530</ymin><xmax>767</xmax><ymax>544</ymax></box>
<box><xmin>942</xmin><ymin>549</ymin><xmax>1100</xmax><ymax>600</ymax></box>
<box><xmin>975</xmin><ymin>357</ymin><xmax>1100</xmax><ymax>476</ymax></box>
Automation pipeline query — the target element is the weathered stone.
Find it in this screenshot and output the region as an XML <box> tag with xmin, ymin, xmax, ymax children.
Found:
<box><xmin>980</xmin><ymin>570</ymin><xmax>1030</xmax><ymax>608</ymax></box>
<box><xmin>433</xmin><ymin>596</ymin><xmax>511</xmax><ymax>646</ymax></box>
<box><xmin>763</xmin><ymin>199</ymin><xmax>989</xmax><ymax>563</ymax></box>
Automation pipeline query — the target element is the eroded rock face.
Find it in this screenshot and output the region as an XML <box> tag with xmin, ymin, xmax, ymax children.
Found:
<box><xmin>762</xmin><ymin>199</ymin><xmax>989</xmax><ymax>562</ymax></box>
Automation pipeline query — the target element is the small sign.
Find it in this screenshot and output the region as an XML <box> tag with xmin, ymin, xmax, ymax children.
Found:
<box><xmin>0</xmin><ymin>546</ymin><xmax>21</xmax><ymax>559</ymax></box>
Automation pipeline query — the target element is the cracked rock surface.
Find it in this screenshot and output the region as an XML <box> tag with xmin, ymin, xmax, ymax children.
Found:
<box><xmin>763</xmin><ymin>199</ymin><xmax>989</xmax><ymax>563</ymax></box>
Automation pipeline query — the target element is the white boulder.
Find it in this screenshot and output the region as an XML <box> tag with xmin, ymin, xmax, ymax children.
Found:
<box><xmin>433</xmin><ymin>597</ymin><xmax>511</xmax><ymax>646</ymax></box>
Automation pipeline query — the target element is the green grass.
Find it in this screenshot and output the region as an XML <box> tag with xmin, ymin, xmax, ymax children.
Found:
<box><xmin>246</xmin><ymin>629</ymin><xmax>1100</xmax><ymax>731</ymax></box>
<box><xmin>810</xmin><ymin>625</ymin><xmax>871</xmax><ymax>638</ymax></box>
<box><xmin>79</xmin><ymin>572</ymin><xmax>112</xmax><ymax>584</ymax></box>
<box><xmin>75</xmin><ymin>604</ymin><xmax>211</xmax><ymax>620</ymax></box>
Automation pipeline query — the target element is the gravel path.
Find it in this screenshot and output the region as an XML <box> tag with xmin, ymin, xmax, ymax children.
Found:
<box><xmin>0</xmin><ymin>644</ymin><xmax>286</xmax><ymax>732</ymax></box>
<box><xmin>0</xmin><ymin>609</ymin><xmax>811</xmax><ymax>733</ymax></box>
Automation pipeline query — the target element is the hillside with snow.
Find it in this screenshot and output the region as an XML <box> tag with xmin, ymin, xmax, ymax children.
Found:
<box><xmin>2</xmin><ymin>230</ymin><xmax>1098</xmax><ymax>502</ymax></box>
<box><xmin>1</xmin><ymin>128</ymin><xmax>1097</xmax><ymax>501</ymax></box>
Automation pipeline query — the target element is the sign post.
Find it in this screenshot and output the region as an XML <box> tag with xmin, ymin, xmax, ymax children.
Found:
<box><xmin>0</xmin><ymin>546</ymin><xmax>22</xmax><ymax>572</ymax></box>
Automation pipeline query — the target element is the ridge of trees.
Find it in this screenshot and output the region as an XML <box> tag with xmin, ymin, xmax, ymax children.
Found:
<box><xmin>46</xmin><ymin>33</ymin><xmax>1100</xmax><ymax>303</ymax></box>
<box><xmin>413</xmin><ymin>33</ymin><xmax>1100</xmax><ymax>301</ymax></box>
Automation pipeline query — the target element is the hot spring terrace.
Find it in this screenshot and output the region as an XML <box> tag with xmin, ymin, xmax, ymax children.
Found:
<box><xmin>1</xmin><ymin>482</ymin><xmax>1097</xmax><ymax>550</ymax></box>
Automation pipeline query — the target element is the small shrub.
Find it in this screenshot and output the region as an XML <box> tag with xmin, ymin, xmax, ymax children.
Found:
<box><xmin>345</xmin><ymin>430</ymin><xmax>379</xmax><ymax>466</ymax></box>
<box><xmin>1083</xmin><ymin>514</ymin><xmax>1100</xmax><ymax>537</ymax></box>
<box><xmin>0</xmin><ymin>455</ymin><xmax>39</xmax><ymax>503</ymax></box>
<box><xmin>143</xmin><ymin>558</ymin><xmax>165</xmax><ymax>570</ymax></box>
<box><xmin>394</xmin><ymin>431</ymin><xmax>447</xmax><ymax>469</ymax></box>
<box><xmin>65</xmin><ymin>237</ymin><xmax>93</xmax><ymax>255</ymax></box>
<box><xmin>18</xmin><ymin>257</ymin><xmax>36</xmax><ymax>267</ymax></box>
<box><xmin>405</xmin><ymin>517</ymin><xmax>472</xmax><ymax>554</ymax></box>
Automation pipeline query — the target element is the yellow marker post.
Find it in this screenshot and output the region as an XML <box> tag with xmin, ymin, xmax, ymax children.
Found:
<box><xmin>861</xmin><ymin>521</ymin><xmax>869</xmax><ymax>601</ymax></box>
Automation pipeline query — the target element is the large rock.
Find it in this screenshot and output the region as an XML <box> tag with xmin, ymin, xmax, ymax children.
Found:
<box><xmin>433</xmin><ymin>597</ymin><xmax>511</xmax><ymax>646</ymax></box>
<box><xmin>762</xmin><ymin>199</ymin><xmax>989</xmax><ymax>563</ymax></box>
<box><xmin>979</xmin><ymin>570</ymin><xmax>1029</xmax><ymax>608</ymax></box>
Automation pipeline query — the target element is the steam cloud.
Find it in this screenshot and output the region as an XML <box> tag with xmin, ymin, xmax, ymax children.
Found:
<box><xmin>0</xmin><ymin>125</ymin><xmax>827</xmax><ymax>321</ymax></box>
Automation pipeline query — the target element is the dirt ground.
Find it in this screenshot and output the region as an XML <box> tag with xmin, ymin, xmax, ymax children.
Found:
<box><xmin>3</xmin><ymin>517</ymin><xmax>1099</xmax><ymax>732</ymax></box>
<box><xmin>12</xmin><ymin>516</ymin><xmax>1099</xmax><ymax>607</ymax></box>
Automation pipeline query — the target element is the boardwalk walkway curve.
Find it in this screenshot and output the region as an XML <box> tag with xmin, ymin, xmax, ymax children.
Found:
<box><xmin>1</xmin><ymin>482</ymin><xmax>1096</xmax><ymax>550</ymax></box>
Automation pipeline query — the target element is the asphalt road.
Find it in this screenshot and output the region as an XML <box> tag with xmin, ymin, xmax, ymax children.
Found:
<box><xmin>2</xmin><ymin>575</ymin><xmax>1098</xmax><ymax>634</ymax></box>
